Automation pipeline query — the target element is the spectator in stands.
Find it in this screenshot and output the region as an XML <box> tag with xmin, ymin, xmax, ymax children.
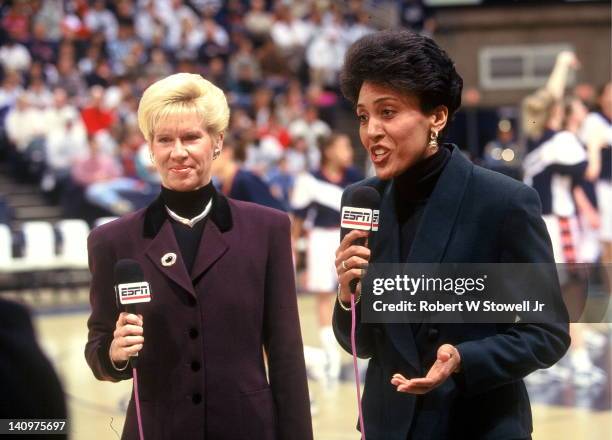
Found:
<box><xmin>257</xmin><ymin>35</ymin><xmax>291</xmax><ymax>88</ymax></box>
<box><xmin>0</xmin><ymin>70</ymin><xmax>24</xmax><ymax>110</ymax></box>
<box><xmin>42</xmin><ymin>108</ymin><xmax>88</xmax><ymax>195</ymax></box>
<box><xmin>228</xmin><ymin>34</ymin><xmax>261</xmax><ymax>100</ymax></box>
<box><xmin>0</xmin><ymin>37</ymin><xmax>31</xmax><ymax>73</ymax></box>
<box><xmin>289</xmin><ymin>104</ymin><xmax>331</xmax><ymax>169</ymax></box>
<box><xmin>106</xmin><ymin>21</ymin><xmax>138</xmax><ymax>76</ymax></box>
<box><xmin>345</xmin><ymin>10</ymin><xmax>375</xmax><ymax>44</ymax></box>
<box><xmin>211</xmin><ymin>135</ymin><xmax>284</xmax><ymax>211</ymax></box>
<box><xmin>144</xmin><ymin>47</ymin><xmax>173</xmax><ymax>81</ymax></box>
<box><xmin>24</xmin><ymin>75</ymin><xmax>53</xmax><ymax>109</ymax></box>
<box><xmin>53</xmin><ymin>54</ymin><xmax>87</xmax><ymax>98</ymax></box>
<box><xmin>84</xmin><ymin>0</ymin><xmax>119</xmax><ymax>42</ymax></box>
<box><xmin>276</xmin><ymin>79</ymin><xmax>306</xmax><ymax>126</ymax></box>
<box><xmin>270</xmin><ymin>3</ymin><xmax>312</xmax><ymax>74</ymax></box>
<box><xmin>71</xmin><ymin>135</ymin><xmax>131</xmax><ymax>215</ymax></box>
<box><xmin>43</xmin><ymin>87</ymin><xmax>78</xmax><ymax>135</ymax></box>
<box><xmin>5</xmin><ymin>95</ymin><xmax>46</xmax><ymax>154</ymax></box>
<box><xmin>244</xmin><ymin>0</ymin><xmax>274</xmax><ymax>44</ymax></box>
<box><xmin>306</xmin><ymin>19</ymin><xmax>346</xmax><ymax>87</ymax></box>
<box><xmin>27</xmin><ymin>21</ymin><xmax>58</xmax><ymax>65</ymax></box>
<box><xmin>197</xmin><ymin>17</ymin><xmax>230</xmax><ymax>63</ymax></box>
<box><xmin>80</xmin><ymin>85</ymin><xmax>117</xmax><ymax>154</ymax></box>
<box><xmin>134</xmin><ymin>0</ymin><xmax>165</xmax><ymax>48</ymax></box>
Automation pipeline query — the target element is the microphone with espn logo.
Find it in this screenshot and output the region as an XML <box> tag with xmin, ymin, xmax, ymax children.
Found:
<box><xmin>114</xmin><ymin>259</ymin><xmax>151</xmax><ymax>367</ymax></box>
<box><xmin>340</xmin><ymin>186</ymin><xmax>381</xmax><ymax>293</ymax></box>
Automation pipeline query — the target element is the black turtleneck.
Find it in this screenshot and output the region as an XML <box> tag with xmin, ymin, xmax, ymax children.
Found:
<box><xmin>161</xmin><ymin>183</ymin><xmax>214</xmax><ymax>219</ymax></box>
<box><xmin>394</xmin><ymin>146</ymin><xmax>451</xmax><ymax>261</ymax></box>
<box><xmin>160</xmin><ymin>183</ymin><xmax>215</xmax><ymax>274</ymax></box>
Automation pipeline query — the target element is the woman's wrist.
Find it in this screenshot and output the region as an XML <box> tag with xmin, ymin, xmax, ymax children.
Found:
<box><xmin>109</xmin><ymin>341</ymin><xmax>129</xmax><ymax>371</ymax></box>
<box><xmin>337</xmin><ymin>284</ymin><xmax>360</xmax><ymax>311</ymax></box>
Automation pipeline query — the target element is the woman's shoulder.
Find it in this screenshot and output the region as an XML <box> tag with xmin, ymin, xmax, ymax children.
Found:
<box><xmin>88</xmin><ymin>209</ymin><xmax>147</xmax><ymax>247</ymax></box>
<box><xmin>470</xmin><ymin>164</ymin><xmax>540</xmax><ymax>210</ymax></box>
<box><xmin>227</xmin><ymin>198</ymin><xmax>290</xmax><ymax>229</ymax></box>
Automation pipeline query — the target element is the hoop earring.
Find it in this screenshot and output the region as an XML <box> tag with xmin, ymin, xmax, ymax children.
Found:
<box><xmin>428</xmin><ymin>131</ymin><xmax>439</xmax><ymax>152</ymax></box>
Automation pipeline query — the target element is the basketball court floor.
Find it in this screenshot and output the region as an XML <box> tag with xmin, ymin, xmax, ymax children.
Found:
<box><xmin>3</xmin><ymin>291</ymin><xmax>611</xmax><ymax>439</ymax></box>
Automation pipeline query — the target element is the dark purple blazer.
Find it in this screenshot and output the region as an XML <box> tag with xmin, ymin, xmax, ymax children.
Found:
<box><xmin>85</xmin><ymin>189</ymin><xmax>313</xmax><ymax>440</ymax></box>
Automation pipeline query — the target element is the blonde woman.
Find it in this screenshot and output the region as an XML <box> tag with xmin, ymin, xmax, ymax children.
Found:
<box><xmin>85</xmin><ymin>73</ymin><xmax>312</xmax><ymax>440</ymax></box>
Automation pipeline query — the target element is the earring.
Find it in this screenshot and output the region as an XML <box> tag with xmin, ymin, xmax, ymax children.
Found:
<box><xmin>428</xmin><ymin>130</ymin><xmax>439</xmax><ymax>151</ymax></box>
<box><xmin>213</xmin><ymin>149</ymin><xmax>221</xmax><ymax>160</ymax></box>
<box><xmin>149</xmin><ymin>152</ymin><xmax>155</xmax><ymax>164</ymax></box>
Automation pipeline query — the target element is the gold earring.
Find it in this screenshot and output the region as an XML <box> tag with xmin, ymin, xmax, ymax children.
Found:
<box><xmin>428</xmin><ymin>131</ymin><xmax>439</xmax><ymax>151</ymax></box>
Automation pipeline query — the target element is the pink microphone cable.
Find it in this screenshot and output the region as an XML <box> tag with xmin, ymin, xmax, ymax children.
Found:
<box><xmin>351</xmin><ymin>293</ymin><xmax>366</xmax><ymax>440</ymax></box>
<box><xmin>132</xmin><ymin>367</ymin><xmax>145</xmax><ymax>440</ymax></box>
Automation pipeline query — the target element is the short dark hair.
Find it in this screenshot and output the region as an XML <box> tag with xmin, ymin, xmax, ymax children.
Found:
<box><xmin>340</xmin><ymin>30</ymin><xmax>463</xmax><ymax>134</ymax></box>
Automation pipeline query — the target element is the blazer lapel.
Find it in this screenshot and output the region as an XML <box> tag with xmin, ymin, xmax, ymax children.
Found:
<box><xmin>190</xmin><ymin>219</ymin><xmax>229</xmax><ymax>283</ymax></box>
<box><xmin>407</xmin><ymin>147</ymin><xmax>472</xmax><ymax>264</ymax></box>
<box><xmin>371</xmin><ymin>181</ymin><xmax>400</xmax><ymax>264</ymax></box>
<box><xmin>145</xmin><ymin>220</ymin><xmax>196</xmax><ymax>296</ymax></box>
<box><xmin>370</xmin><ymin>180</ymin><xmax>422</xmax><ymax>373</ymax></box>
<box><xmin>380</xmin><ymin>146</ymin><xmax>473</xmax><ymax>375</ymax></box>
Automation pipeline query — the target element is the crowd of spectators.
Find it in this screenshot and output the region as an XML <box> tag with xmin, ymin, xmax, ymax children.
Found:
<box><xmin>0</xmin><ymin>0</ymin><xmax>416</xmax><ymax>223</ymax></box>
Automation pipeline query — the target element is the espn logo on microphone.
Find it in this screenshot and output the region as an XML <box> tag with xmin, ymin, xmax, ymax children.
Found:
<box><xmin>117</xmin><ymin>282</ymin><xmax>151</xmax><ymax>305</ymax></box>
<box><xmin>341</xmin><ymin>207</ymin><xmax>379</xmax><ymax>231</ymax></box>
<box><xmin>372</xmin><ymin>209</ymin><xmax>379</xmax><ymax>232</ymax></box>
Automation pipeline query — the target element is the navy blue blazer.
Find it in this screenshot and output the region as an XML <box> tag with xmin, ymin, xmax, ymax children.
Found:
<box><xmin>85</xmin><ymin>189</ymin><xmax>312</xmax><ymax>440</ymax></box>
<box><xmin>333</xmin><ymin>146</ymin><xmax>570</xmax><ymax>440</ymax></box>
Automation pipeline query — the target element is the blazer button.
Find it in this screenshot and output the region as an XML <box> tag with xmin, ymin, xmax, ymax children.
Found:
<box><xmin>191</xmin><ymin>361</ymin><xmax>201</xmax><ymax>372</ymax></box>
<box><xmin>192</xmin><ymin>393</ymin><xmax>202</xmax><ymax>404</ymax></box>
<box><xmin>428</xmin><ymin>327</ymin><xmax>440</xmax><ymax>340</ymax></box>
<box><xmin>189</xmin><ymin>328</ymin><xmax>199</xmax><ymax>339</ymax></box>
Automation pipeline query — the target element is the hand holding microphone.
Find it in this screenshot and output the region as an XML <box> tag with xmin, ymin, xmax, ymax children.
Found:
<box><xmin>111</xmin><ymin>259</ymin><xmax>152</xmax><ymax>369</ymax></box>
<box><xmin>336</xmin><ymin>230</ymin><xmax>371</xmax><ymax>304</ymax></box>
<box><xmin>110</xmin><ymin>312</ymin><xmax>144</xmax><ymax>366</ymax></box>
<box><xmin>335</xmin><ymin>186</ymin><xmax>380</xmax><ymax>305</ymax></box>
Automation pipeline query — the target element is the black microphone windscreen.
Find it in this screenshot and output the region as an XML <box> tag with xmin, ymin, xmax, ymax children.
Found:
<box><xmin>345</xmin><ymin>186</ymin><xmax>380</xmax><ymax>210</ymax></box>
<box><xmin>114</xmin><ymin>259</ymin><xmax>145</xmax><ymax>285</ymax></box>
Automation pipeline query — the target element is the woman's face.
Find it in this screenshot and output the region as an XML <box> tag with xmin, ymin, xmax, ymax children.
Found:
<box><xmin>357</xmin><ymin>81</ymin><xmax>440</xmax><ymax>180</ymax></box>
<box><xmin>326</xmin><ymin>135</ymin><xmax>354</xmax><ymax>169</ymax></box>
<box><xmin>150</xmin><ymin>113</ymin><xmax>220</xmax><ymax>191</ymax></box>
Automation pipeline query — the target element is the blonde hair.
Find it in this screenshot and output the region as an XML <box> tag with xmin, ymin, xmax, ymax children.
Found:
<box><xmin>137</xmin><ymin>73</ymin><xmax>230</xmax><ymax>143</ymax></box>
<box><xmin>521</xmin><ymin>88</ymin><xmax>556</xmax><ymax>140</ymax></box>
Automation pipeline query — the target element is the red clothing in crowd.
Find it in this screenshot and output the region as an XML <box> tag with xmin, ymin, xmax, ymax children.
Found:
<box><xmin>81</xmin><ymin>106</ymin><xmax>115</xmax><ymax>135</ymax></box>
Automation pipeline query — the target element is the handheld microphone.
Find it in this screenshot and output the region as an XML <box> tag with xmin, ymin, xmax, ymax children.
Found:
<box><xmin>341</xmin><ymin>186</ymin><xmax>379</xmax><ymax>440</ymax></box>
<box><xmin>340</xmin><ymin>186</ymin><xmax>380</xmax><ymax>293</ymax></box>
<box><xmin>113</xmin><ymin>259</ymin><xmax>149</xmax><ymax>440</ymax></box>
<box><xmin>114</xmin><ymin>259</ymin><xmax>151</xmax><ymax>367</ymax></box>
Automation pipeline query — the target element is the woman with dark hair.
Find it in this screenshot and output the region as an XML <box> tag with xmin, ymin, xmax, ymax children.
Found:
<box><xmin>332</xmin><ymin>30</ymin><xmax>569</xmax><ymax>439</ymax></box>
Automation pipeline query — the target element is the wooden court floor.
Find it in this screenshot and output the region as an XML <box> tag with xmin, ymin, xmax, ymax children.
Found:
<box><xmin>6</xmin><ymin>292</ymin><xmax>611</xmax><ymax>439</ymax></box>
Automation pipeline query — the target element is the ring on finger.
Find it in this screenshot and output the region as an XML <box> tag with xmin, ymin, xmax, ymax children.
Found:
<box><xmin>342</xmin><ymin>260</ymin><xmax>348</xmax><ymax>270</ymax></box>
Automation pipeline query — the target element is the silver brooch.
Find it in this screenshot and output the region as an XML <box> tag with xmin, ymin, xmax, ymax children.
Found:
<box><xmin>161</xmin><ymin>252</ymin><xmax>177</xmax><ymax>267</ymax></box>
